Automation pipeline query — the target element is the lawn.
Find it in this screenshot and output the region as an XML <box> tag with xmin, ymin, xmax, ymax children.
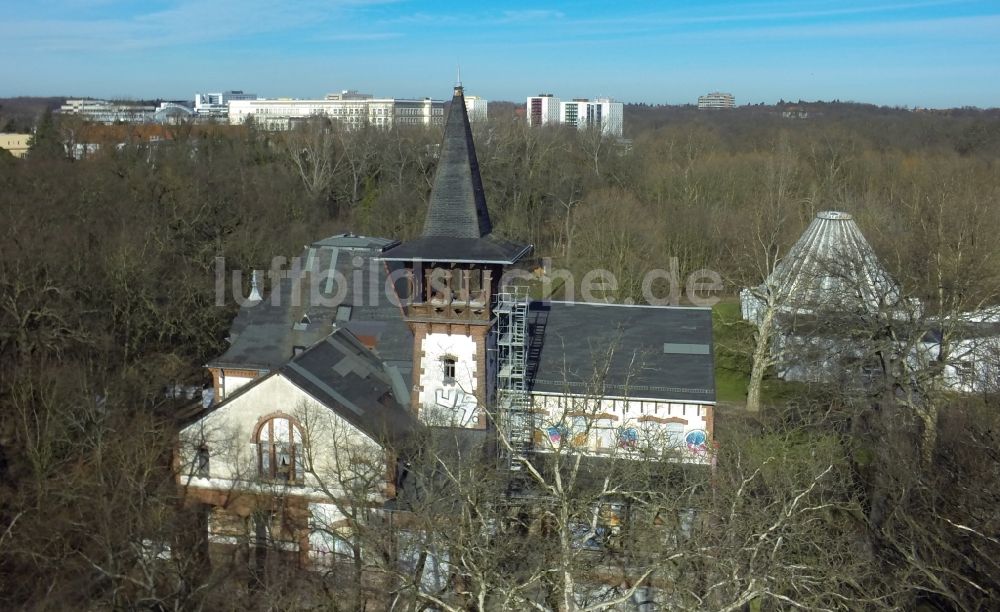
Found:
<box><xmin>713</xmin><ymin>301</ymin><xmax>752</xmax><ymax>404</ymax></box>
<box><xmin>712</xmin><ymin>300</ymin><xmax>799</xmax><ymax>405</ymax></box>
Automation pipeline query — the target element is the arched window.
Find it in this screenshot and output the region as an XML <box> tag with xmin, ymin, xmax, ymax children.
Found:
<box><xmin>256</xmin><ymin>415</ymin><xmax>305</xmax><ymax>483</ymax></box>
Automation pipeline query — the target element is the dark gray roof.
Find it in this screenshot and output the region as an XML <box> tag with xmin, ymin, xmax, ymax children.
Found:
<box><xmin>379</xmin><ymin>235</ymin><xmax>532</xmax><ymax>265</ymax></box>
<box><xmin>526</xmin><ymin>301</ymin><xmax>716</xmax><ymax>403</ymax></box>
<box><xmin>282</xmin><ymin>330</ymin><xmax>419</xmax><ymax>445</ymax></box>
<box><xmin>199</xmin><ymin>329</ymin><xmax>420</xmax><ymax>445</ymax></box>
<box><xmin>312</xmin><ymin>233</ymin><xmax>399</xmax><ymax>250</ymax></box>
<box><xmin>209</xmin><ymin>234</ymin><xmax>412</xmax><ymax>378</ymax></box>
<box><xmin>380</xmin><ymin>85</ymin><xmax>531</xmax><ymax>265</ymax></box>
<box><xmin>423</xmin><ymin>85</ymin><xmax>491</xmax><ymax>239</ymax></box>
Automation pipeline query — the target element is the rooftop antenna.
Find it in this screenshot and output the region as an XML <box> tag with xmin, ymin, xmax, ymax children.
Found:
<box><xmin>456</xmin><ymin>64</ymin><xmax>462</xmax><ymax>88</ymax></box>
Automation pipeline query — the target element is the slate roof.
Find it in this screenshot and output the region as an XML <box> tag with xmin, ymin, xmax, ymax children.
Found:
<box><xmin>209</xmin><ymin>233</ymin><xmax>413</xmax><ymax>381</ymax></box>
<box><xmin>282</xmin><ymin>330</ymin><xmax>419</xmax><ymax>445</ymax></box>
<box><xmin>423</xmin><ymin>85</ymin><xmax>492</xmax><ymax>240</ymax></box>
<box><xmin>199</xmin><ymin>328</ymin><xmax>420</xmax><ymax>444</ymax></box>
<box><xmin>380</xmin><ymin>85</ymin><xmax>531</xmax><ymax>265</ymax></box>
<box><xmin>380</xmin><ymin>235</ymin><xmax>532</xmax><ymax>265</ymax></box>
<box><xmin>525</xmin><ymin>301</ymin><xmax>716</xmax><ymax>404</ymax></box>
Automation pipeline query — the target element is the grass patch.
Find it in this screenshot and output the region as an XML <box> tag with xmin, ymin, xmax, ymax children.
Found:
<box><xmin>713</xmin><ymin>301</ymin><xmax>752</xmax><ymax>403</ymax></box>
<box><xmin>712</xmin><ymin>300</ymin><xmax>799</xmax><ymax>406</ymax></box>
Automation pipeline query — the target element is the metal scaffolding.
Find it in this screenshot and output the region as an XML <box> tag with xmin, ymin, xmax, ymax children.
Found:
<box><xmin>495</xmin><ymin>286</ymin><xmax>532</xmax><ymax>470</ymax></box>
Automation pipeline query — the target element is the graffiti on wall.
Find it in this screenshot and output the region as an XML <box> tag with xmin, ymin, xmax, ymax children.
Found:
<box><xmin>434</xmin><ymin>387</ymin><xmax>478</xmax><ymax>426</ymax></box>
<box><xmin>617</xmin><ymin>427</ymin><xmax>639</xmax><ymax>449</ymax></box>
<box><xmin>685</xmin><ymin>429</ymin><xmax>708</xmax><ymax>455</ymax></box>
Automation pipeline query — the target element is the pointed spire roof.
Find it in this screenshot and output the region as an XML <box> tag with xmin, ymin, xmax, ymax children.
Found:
<box><xmin>382</xmin><ymin>83</ymin><xmax>531</xmax><ymax>265</ymax></box>
<box><xmin>421</xmin><ymin>83</ymin><xmax>493</xmax><ymax>239</ymax></box>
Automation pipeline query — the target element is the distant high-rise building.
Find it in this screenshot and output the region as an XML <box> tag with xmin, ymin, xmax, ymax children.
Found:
<box><xmin>527</xmin><ymin>94</ymin><xmax>561</xmax><ymax>127</ymax></box>
<box><xmin>697</xmin><ymin>92</ymin><xmax>736</xmax><ymax>109</ymax></box>
<box><xmin>464</xmin><ymin>95</ymin><xmax>488</xmax><ymax>123</ymax></box>
<box><xmin>528</xmin><ymin>94</ymin><xmax>623</xmax><ymax>137</ymax></box>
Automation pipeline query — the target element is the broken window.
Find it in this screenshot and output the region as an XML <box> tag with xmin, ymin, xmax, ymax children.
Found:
<box><xmin>196</xmin><ymin>446</ymin><xmax>210</xmax><ymax>478</ymax></box>
<box><xmin>256</xmin><ymin>415</ymin><xmax>306</xmax><ymax>484</ymax></box>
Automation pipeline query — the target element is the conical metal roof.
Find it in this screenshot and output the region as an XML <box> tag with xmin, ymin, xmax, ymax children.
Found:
<box><xmin>763</xmin><ymin>211</ymin><xmax>900</xmax><ymax>313</ymax></box>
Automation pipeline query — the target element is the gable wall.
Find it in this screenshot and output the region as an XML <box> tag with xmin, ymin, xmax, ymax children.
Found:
<box><xmin>179</xmin><ymin>374</ymin><xmax>389</xmax><ymax>501</ymax></box>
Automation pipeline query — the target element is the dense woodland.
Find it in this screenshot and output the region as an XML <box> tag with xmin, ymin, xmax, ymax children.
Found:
<box><xmin>1</xmin><ymin>101</ymin><xmax>1000</xmax><ymax>610</ymax></box>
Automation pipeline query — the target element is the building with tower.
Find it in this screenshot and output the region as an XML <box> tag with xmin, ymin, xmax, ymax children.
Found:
<box><xmin>176</xmin><ymin>82</ymin><xmax>715</xmax><ymax>585</ymax></box>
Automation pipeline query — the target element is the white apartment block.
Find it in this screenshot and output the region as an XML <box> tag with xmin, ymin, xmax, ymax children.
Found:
<box><xmin>528</xmin><ymin>94</ymin><xmax>623</xmax><ymax>137</ymax></box>
<box><xmin>527</xmin><ymin>94</ymin><xmax>561</xmax><ymax>127</ymax></box>
<box><xmin>228</xmin><ymin>96</ymin><xmax>444</xmax><ymax>130</ymax></box>
<box><xmin>194</xmin><ymin>90</ymin><xmax>258</xmax><ymax>119</ymax></box>
<box><xmin>464</xmin><ymin>95</ymin><xmax>488</xmax><ymax>123</ymax></box>
<box><xmin>697</xmin><ymin>92</ymin><xmax>736</xmax><ymax>109</ymax></box>
<box><xmin>561</xmin><ymin>98</ymin><xmax>623</xmax><ymax>137</ymax></box>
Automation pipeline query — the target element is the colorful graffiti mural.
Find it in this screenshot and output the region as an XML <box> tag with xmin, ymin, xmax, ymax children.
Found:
<box><xmin>545</xmin><ymin>425</ymin><xmax>568</xmax><ymax>445</ymax></box>
<box><xmin>685</xmin><ymin>429</ymin><xmax>708</xmax><ymax>455</ymax></box>
<box><xmin>617</xmin><ymin>427</ymin><xmax>639</xmax><ymax>449</ymax></box>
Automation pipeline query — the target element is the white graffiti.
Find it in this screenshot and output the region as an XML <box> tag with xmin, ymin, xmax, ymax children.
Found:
<box><xmin>434</xmin><ymin>387</ymin><xmax>479</xmax><ymax>426</ymax></box>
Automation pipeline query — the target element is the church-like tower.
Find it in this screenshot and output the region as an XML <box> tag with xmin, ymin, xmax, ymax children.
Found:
<box><xmin>381</xmin><ymin>83</ymin><xmax>531</xmax><ymax>429</ymax></box>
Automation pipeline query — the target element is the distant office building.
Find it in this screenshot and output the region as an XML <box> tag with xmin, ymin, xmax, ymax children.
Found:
<box><xmin>228</xmin><ymin>95</ymin><xmax>445</xmax><ymax>130</ymax></box>
<box><xmin>697</xmin><ymin>92</ymin><xmax>736</xmax><ymax>109</ymax></box>
<box><xmin>527</xmin><ymin>94</ymin><xmax>561</xmax><ymax>127</ymax></box>
<box><xmin>194</xmin><ymin>90</ymin><xmax>258</xmax><ymax>119</ymax></box>
<box><xmin>528</xmin><ymin>94</ymin><xmax>623</xmax><ymax>137</ymax></box>
<box><xmin>325</xmin><ymin>90</ymin><xmax>373</xmax><ymax>101</ymax></box>
<box><xmin>464</xmin><ymin>95</ymin><xmax>488</xmax><ymax>123</ymax></box>
<box><xmin>560</xmin><ymin>97</ymin><xmax>623</xmax><ymax>137</ymax></box>
<box><xmin>0</xmin><ymin>133</ymin><xmax>31</xmax><ymax>158</ymax></box>
<box><xmin>58</xmin><ymin>99</ymin><xmax>158</xmax><ymax>124</ymax></box>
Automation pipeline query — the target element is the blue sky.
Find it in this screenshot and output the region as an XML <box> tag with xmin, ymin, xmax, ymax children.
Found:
<box><xmin>2</xmin><ymin>0</ymin><xmax>998</xmax><ymax>107</ymax></box>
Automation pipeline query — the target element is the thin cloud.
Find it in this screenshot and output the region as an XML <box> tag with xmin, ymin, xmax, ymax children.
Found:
<box><xmin>2</xmin><ymin>0</ymin><xmax>398</xmax><ymax>52</ymax></box>
<box><xmin>313</xmin><ymin>32</ymin><xmax>403</xmax><ymax>41</ymax></box>
<box><xmin>500</xmin><ymin>10</ymin><xmax>565</xmax><ymax>23</ymax></box>
<box><xmin>567</xmin><ymin>0</ymin><xmax>975</xmax><ymax>28</ymax></box>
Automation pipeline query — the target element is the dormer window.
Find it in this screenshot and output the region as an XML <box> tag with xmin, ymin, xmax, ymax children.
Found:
<box><xmin>442</xmin><ymin>356</ymin><xmax>457</xmax><ymax>383</ymax></box>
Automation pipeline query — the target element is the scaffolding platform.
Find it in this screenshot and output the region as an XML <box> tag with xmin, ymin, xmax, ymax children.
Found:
<box><xmin>495</xmin><ymin>286</ymin><xmax>532</xmax><ymax>471</ymax></box>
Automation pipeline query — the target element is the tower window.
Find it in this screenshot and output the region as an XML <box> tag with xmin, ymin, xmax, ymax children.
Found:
<box><xmin>442</xmin><ymin>356</ymin><xmax>457</xmax><ymax>382</ymax></box>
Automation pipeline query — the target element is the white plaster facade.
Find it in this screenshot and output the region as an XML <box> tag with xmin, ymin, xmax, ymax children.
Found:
<box><xmin>217</xmin><ymin>371</ymin><xmax>257</xmax><ymax>399</ymax></box>
<box><xmin>417</xmin><ymin>332</ymin><xmax>481</xmax><ymax>427</ymax></box>
<box><xmin>228</xmin><ymin>97</ymin><xmax>444</xmax><ymax>130</ymax></box>
<box><xmin>530</xmin><ymin>392</ymin><xmax>713</xmax><ymax>464</ymax></box>
<box><xmin>178</xmin><ymin>374</ymin><xmax>391</xmax><ymax>553</ymax></box>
